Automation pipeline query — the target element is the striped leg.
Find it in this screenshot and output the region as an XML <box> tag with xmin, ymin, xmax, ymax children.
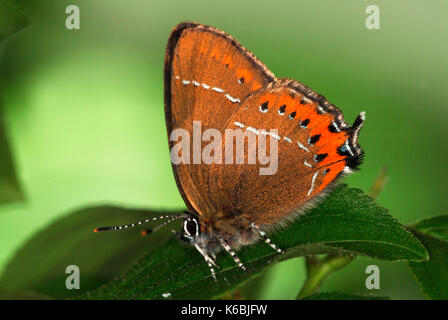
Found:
<box><xmin>219</xmin><ymin>238</ymin><xmax>247</xmax><ymax>271</ymax></box>
<box><xmin>194</xmin><ymin>243</ymin><xmax>218</xmax><ymax>281</ymax></box>
<box><xmin>251</xmin><ymin>223</ymin><xmax>283</xmax><ymax>254</ymax></box>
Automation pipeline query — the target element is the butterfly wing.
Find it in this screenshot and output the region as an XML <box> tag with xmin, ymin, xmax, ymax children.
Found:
<box><xmin>218</xmin><ymin>79</ymin><xmax>365</xmax><ymax>226</ymax></box>
<box><xmin>164</xmin><ymin>22</ymin><xmax>276</xmax><ymax>216</ymax></box>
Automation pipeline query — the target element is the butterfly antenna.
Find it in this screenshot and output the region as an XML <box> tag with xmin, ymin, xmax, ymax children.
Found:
<box><xmin>94</xmin><ymin>214</ymin><xmax>186</xmax><ymax>233</ymax></box>
<box><xmin>141</xmin><ymin>215</ymin><xmax>185</xmax><ymax>236</ymax></box>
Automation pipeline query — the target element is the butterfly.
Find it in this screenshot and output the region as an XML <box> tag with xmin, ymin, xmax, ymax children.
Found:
<box><xmin>95</xmin><ymin>22</ymin><xmax>365</xmax><ymax>281</ymax></box>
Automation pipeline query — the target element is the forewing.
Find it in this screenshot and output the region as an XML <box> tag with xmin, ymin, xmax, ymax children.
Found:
<box><xmin>164</xmin><ymin>22</ymin><xmax>276</xmax><ymax>216</ymax></box>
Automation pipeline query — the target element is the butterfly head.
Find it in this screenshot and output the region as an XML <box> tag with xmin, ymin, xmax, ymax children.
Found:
<box><xmin>176</xmin><ymin>214</ymin><xmax>201</xmax><ymax>244</ymax></box>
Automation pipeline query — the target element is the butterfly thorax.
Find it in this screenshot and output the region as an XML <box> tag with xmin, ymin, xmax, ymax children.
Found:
<box><xmin>177</xmin><ymin>211</ymin><xmax>260</xmax><ymax>254</ymax></box>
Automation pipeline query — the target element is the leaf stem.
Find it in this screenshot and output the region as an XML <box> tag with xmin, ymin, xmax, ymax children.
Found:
<box><xmin>296</xmin><ymin>254</ymin><xmax>355</xmax><ymax>299</ymax></box>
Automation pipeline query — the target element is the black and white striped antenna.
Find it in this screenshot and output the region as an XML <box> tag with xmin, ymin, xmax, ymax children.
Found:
<box><xmin>94</xmin><ymin>214</ymin><xmax>186</xmax><ymax>234</ymax></box>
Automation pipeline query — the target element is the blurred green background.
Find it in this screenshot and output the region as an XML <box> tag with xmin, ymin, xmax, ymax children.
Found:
<box><xmin>0</xmin><ymin>0</ymin><xmax>446</xmax><ymax>299</ymax></box>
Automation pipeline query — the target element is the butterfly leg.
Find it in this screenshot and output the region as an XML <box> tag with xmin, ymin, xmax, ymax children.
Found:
<box><xmin>219</xmin><ymin>238</ymin><xmax>247</xmax><ymax>271</ymax></box>
<box><xmin>251</xmin><ymin>223</ymin><xmax>283</xmax><ymax>254</ymax></box>
<box><xmin>193</xmin><ymin>243</ymin><xmax>218</xmax><ymax>281</ymax></box>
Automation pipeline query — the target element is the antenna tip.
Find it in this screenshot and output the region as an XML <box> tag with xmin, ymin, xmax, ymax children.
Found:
<box><xmin>359</xmin><ymin>111</ymin><xmax>366</xmax><ymax>121</ymax></box>
<box><xmin>141</xmin><ymin>229</ymin><xmax>152</xmax><ymax>236</ymax></box>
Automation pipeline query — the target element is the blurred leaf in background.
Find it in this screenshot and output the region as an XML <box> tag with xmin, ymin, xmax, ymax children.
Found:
<box><xmin>0</xmin><ymin>111</ymin><xmax>24</xmax><ymax>203</ymax></box>
<box><xmin>0</xmin><ymin>0</ymin><xmax>28</xmax><ymax>203</ymax></box>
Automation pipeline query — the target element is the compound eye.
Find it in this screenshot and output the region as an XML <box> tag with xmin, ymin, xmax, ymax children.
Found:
<box><xmin>184</xmin><ymin>219</ymin><xmax>198</xmax><ymax>237</ymax></box>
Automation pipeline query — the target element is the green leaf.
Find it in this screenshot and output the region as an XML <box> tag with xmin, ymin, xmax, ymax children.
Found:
<box><xmin>0</xmin><ymin>206</ymin><xmax>177</xmax><ymax>299</ymax></box>
<box><xmin>301</xmin><ymin>292</ymin><xmax>389</xmax><ymax>300</ymax></box>
<box><xmin>0</xmin><ymin>0</ymin><xmax>28</xmax><ymax>42</ymax></box>
<box><xmin>0</xmin><ymin>112</ymin><xmax>24</xmax><ymax>204</ymax></box>
<box><xmin>410</xmin><ymin>215</ymin><xmax>448</xmax><ymax>241</ymax></box>
<box><xmin>82</xmin><ymin>184</ymin><xmax>427</xmax><ymax>300</ymax></box>
<box><xmin>408</xmin><ymin>216</ymin><xmax>448</xmax><ymax>299</ymax></box>
<box><xmin>0</xmin><ymin>0</ymin><xmax>29</xmax><ymax>203</ymax></box>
